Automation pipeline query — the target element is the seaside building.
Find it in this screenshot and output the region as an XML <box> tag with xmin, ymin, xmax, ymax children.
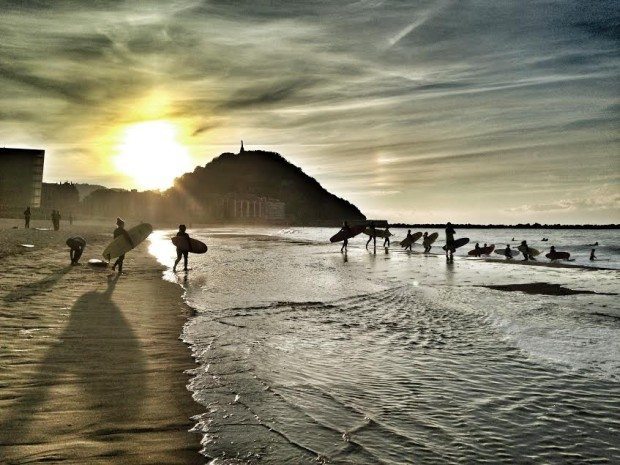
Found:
<box><xmin>0</xmin><ymin>147</ymin><xmax>45</xmax><ymax>208</ymax></box>
<box><xmin>41</xmin><ymin>182</ymin><xmax>80</xmax><ymax>213</ymax></box>
<box><xmin>219</xmin><ymin>195</ymin><xmax>286</xmax><ymax>221</ymax></box>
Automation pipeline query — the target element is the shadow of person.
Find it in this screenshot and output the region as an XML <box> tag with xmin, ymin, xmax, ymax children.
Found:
<box><xmin>0</xmin><ymin>274</ymin><xmax>147</xmax><ymax>457</ymax></box>
<box><xmin>3</xmin><ymin>266</ymin><xmax>73</xmax><ymax>303</ymax></box>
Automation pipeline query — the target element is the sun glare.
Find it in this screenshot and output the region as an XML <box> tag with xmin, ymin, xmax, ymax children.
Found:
<box><xmin>114</xmin><ymin>120</ymin><xmax>192</xmax><ymax>190</ymax></box>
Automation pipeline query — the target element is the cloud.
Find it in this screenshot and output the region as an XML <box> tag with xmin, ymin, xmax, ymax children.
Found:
<box><xmin>0</xmin><ymin>0</ymin><xmax>617</xmax><ymax>223</ymax></box>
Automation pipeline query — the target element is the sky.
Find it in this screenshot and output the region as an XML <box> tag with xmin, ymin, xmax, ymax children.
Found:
<box><xmin>0</xmin><ymin>0</ymin><xmax>618</xmax><ymax>223</ymax></box>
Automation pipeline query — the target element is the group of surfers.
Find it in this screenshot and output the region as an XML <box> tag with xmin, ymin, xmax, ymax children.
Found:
<box><xmin>338</xmin><ymin>221</ymin><xmax>599</xmax><ymax>263</ymax></box>
<box><xmin>65</xmin><ymin>220</ymin><xmax>192</xmax><ymax>274</ymax></box>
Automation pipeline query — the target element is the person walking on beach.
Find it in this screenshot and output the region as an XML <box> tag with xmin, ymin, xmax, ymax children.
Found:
<box><xmin>341</xmin><ymin>221</ymin><xmax>352</xmax><ymax>253</ymax></box>
<box><xmin>422</xmin><ymin>232</ymin><xmax>430</xmax><ymax>252</ymax></box>
<box><xmin>405</xmin><ymin>229</ymin><xmax>414</xmax><ymax>251</ymax></box>
<box><xmin>474</xmin><ymin>243</ymin><xmax>481</xmax><ymax>257</ymax></box>
<box><xmin>366</xmin><ymin>221</ymin><xmax>376</xmax><ymax>250</ymax></box>
<box><xmin>520</xmin><ymin>240</ymin><xmax>531</xmax><ymax>261</ymax></box>
<box><xmin>445</xmin><ymin>222</ymin><xmax>456</xmax><ymax>262</ymax></box>
<box><xmin>112</xmin><ymin>217</ymin><xmax>133</xmax><ymax>274</ymax></box>
<box><xmin>384</xmin><ymin>225</ymin><xmax>391</xmax><ymax>248</ymax></box>
<box><xmin>67</xmin><ymin>236</ymin><xmax>86</xmax><ymax>265</ymax></box>
<box><xmin>24</xmin><ymin>206</ymin><xmax>31</xmax><ymax>229</ymax></box>
<box><xmin>173</xmin><ymin>224</ymin><xmax>191</xmax><ymax>272</ymax></box>
<box><xmin>590</xmin><ymin>248</ymin><xmax>596</xmax><ymax>261</ymax></box>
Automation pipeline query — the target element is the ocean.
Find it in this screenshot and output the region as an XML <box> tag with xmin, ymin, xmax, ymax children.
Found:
<box><xmin>149</xmin><ymin>227</ymin><xmax>620</xmax><ymax>464</ymax></box>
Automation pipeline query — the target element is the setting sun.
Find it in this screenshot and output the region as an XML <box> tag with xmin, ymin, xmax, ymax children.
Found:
<box><xmin>114</xmin><ymin>120</ymin><xmax>192</xmax><ymax>190</ymax></box>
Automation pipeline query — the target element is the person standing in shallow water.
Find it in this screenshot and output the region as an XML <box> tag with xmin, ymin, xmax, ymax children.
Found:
<box><xmin>590</xmin><ymin>248</ymin><xmax>597</xmax><ymax>261</ymax></box>
<box><xmin>383</xmin><ymin>225</ymin><xmax>391</xmax><ymax>248</ymax></box>
<box><xmin>24</xmin><ymin>207</ymin><xmax>31</xmax><ymax>229</ymax></box>
<box><xmin>112</xmin><ymin>217</ymin><xmax>133</xmax><ymax>274</ymax></box>
<box><xmin>445</xmin><ymin>222</ymin><xmax>456</xmax><ymax>262</ymax></box>
<box><xmin>173</xmin><ymin>224</ymin><xmax>191</xmax><ymax>272</ymax></box>
<box><xmin>341</xmin><ymin>221</ymin><xmax>351</xmax><ymax>253</ymax></box>
<box><xmin>366</xmin><ymin>221</ymin><xmax>376</xmax><ymax>250</ymax></box>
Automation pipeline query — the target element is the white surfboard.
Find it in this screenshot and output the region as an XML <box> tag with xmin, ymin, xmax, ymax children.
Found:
<box><xmin>102</xmin><ymin>223</ymin><xmax>153</xmax><ymax>260</ymax></box>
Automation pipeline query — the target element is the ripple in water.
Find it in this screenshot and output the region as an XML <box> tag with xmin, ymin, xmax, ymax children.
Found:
<box><xmin>184</xmin><ymin>286</ymin><xmax>620</xmax><ymax>464</ymax></box>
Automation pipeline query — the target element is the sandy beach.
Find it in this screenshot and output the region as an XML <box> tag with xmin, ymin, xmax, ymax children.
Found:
<box><xmin>0</xmin><ymin>220</ymin><xmax>202</xmax><ymax>464</ymax></box>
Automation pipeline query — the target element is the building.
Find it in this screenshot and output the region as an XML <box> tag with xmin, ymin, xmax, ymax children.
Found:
<box><xmin>41</xmin><ymin>182</ymin><xmax>80</xmax><ymax>213</ymax></box>
<box><xmin>0</xmin><ymin>147</ymin><xmax>45</xmax><ymax>208</ymax></box>
<box><xmin>219</xmin><ymin>195</ymin><xmax>286</xmax><ymax>221</ymax></box>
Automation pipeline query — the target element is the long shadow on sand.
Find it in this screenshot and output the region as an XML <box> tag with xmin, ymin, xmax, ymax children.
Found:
<box><xmin>0</xmin><ymin>274</ymin><xmax>146</xmax><ymax>457</ymax></box>
<box><xmin>2</xmin><ymin>266</ymin><xmax>73</xmax><ymax>304</ymax></box>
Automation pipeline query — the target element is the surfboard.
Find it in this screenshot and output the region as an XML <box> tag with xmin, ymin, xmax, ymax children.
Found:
<box><xmin>66</xmin><ymin>236</ymin><xmax>86</xmax><ymax>248</ymax></box>
<box><xmin>442</xmin><ymin>238</ymin><xmax>470</xmax><ymax>251</ymax></box>
<box><xmin>400</xmin><ymin>232</ymin><xmax>423</xmax><ymax>248</ymax></box>
<box><xmin>172</xmin><ymin>236</ymin><xmax>208</xmax><ymax>254</ymax></box>
<box><xmin>19</xmin><ymin>244</ymin><xmax>34</xmax><ymax>248</ymax></box>
<box><xmin>546</xmin><ymin>251</ymin><xmax>570</xmax><ymax>260</ymax></box>
<box><xmin>494</xmin><ymin>249</ymin><xmax>520</xmax><ymax>258</ymax></box>
<box><xmin>422</xmin><ymin>232</ymin><xmax>439</xmax><ymax>248</ymax></box>
<box><xmin>102</xmin><ymin>223</ymin><xmax>153</xmax><ymax>260</ymax></box>
<box><xmin>88</xmin><ymin>259</ymin><xmax>108</xmax><ymax>267</ymax></box>
<box><xmin>330</xmin><ymin>225</ymin><xmax>365</xmax><ymax>243</ymax></box>
<box><xmin>468</xmin><ymin>244</ymin><xmax>495</xmax><ymax>256</ymax></box>
<box><xmin>363</xmin><ymin>228</ymin><xmax>392</xmax><ymax>239</ymax></box>
<box><xmin>518</xmin><ymin>245</ymin><xmax>541</xmax><ymax>257</ymax></box>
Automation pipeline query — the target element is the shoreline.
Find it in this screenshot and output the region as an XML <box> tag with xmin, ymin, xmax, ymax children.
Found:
<box><xmin>0</xmin><ymin>222</ymin><xmax>202</xmax><ymax>464</ymax></box>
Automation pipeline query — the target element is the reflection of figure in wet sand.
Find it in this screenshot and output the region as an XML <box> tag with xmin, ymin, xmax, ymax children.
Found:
<box><xmin>0</xmin><ymin>275</ymin><xmax>146</xmax><ymax>461</ymax></box>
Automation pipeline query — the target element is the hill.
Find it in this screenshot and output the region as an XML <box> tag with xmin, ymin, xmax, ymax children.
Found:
<box><xmin>169</xmin><ymin>150</ymin><xmax>365</xmax><ymax>225</ymax></box>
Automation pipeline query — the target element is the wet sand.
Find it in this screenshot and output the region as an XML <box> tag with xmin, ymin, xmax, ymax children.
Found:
<box><xmin>482</xmin><ymin>282</ymin><xmax>618</xmax><ymax>296</ymax></box>
<box><xmin>0</xmin><ymin>221</ymin><xmax>201</xmax><ymax>464</ymax></box>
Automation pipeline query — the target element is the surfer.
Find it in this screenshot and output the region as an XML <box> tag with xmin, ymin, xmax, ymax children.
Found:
<box><xmin>112</xmin><ymin>218</ymin><xmax>133</xmax><ymax>274</ymax></box>
<box><xmin>422</xmin><ymin>232</ymin><xmax>429</xmax><ymax>252</ymax></box>
<box><xmin>520</xmin><ymin>240</ymin><xmax>531</xmax><ymax>261</ymax></box>
<box><xmin>445</xmin><ymin>222</ymin><xmax>456</xmax><ymax>261</ymax></box>
<box><xmin>474</xmin><ymin>243</ymin><xmax>481</xmax><ymax>257</ymax></box>
<box><xmin>67</xmin><ymin>236</ymin><xmax>86</xmax><ymax>265</ymax></box>
<box><xmin>24</xmin><ymin>206</ymin><xmax>31</xmax><ymax>229</ymax></box>
<box><xmin>366</xmin><ymin>222</ymin><xmax>376</xmax><ymax>250</ymax></box>
<box><xmin>590</xmin><ymin>248</ymin><xmax>596</xmax><ymax>261</ymax></box>
<box><xmin>504</xmin><ymin>245</ymin><xmax>513</xmax><ymax>259</ymax></box>
<box><xmin>173</xmin><ymin>224</ymin><xmax>191</xmax><ymax>272</ymax></box>
<box><xmin>384</xmin><ymin>225</ymin><xmax>391</xmax><ymax>248</ymax></box>
<box><xmin>405</xmin><ymin>229</ymin><xmax>413</xmax><ymax>251</ymax></box>
<box><xmin>341</xmin><ymin>221</ymin><xmax>351</xmax><ymax>253</ymax></box>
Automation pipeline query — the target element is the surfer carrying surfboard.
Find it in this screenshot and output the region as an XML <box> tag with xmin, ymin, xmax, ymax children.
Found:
<box><xmin>445</xmin><ymin>222</ymin><xmax>456</xmax><ymax>262</ymax></box>
<box><xmin>383</xmin><ymin>225</ymin><xmax>391</xmax><ymax>248</ymax></box>
<box><xmin>112</xmin><ymin>218</ymin><xmax>134</xmax><ymax>274</ymax></box>
<box><xmin>365</xmin><ymin>222</ymin><xmax>377</xmax><ymax>250</ymax></box>
<box><xmin>173</xmin><ymin>224</ymin><xmax>192</xmax><ymax>272</ymax></box>
<box><xmin>341</xmin><ymin>221</ymin><xmax>352</xmax><ymax>253</ymax></box>
<box><xmin>520</xmin><ymin>240</ymin><xmax>532</xmax><ymax>261</ymax></box>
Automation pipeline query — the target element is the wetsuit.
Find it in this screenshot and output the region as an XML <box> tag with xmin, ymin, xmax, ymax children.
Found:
<box><xmin>112</xmin><ymin>226</ymin><xmax>133</xmax><ymax>272</ymax></box>
<box><xmin>174</xmin><ymin>231</ymin><xmax>191</xmax><ymax>271</ymax></box>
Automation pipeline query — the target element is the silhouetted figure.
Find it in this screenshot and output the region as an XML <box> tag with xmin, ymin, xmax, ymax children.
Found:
<box><xmin>24</xmin><ymin>207</ymin><xmax>31</xmax><ymax>229</ymax></box>
<box><xmin>51</xmin><ymin>210</ymin><xmax>61</xmax><ymax>231</ymax></box>
<box><xmin>69</xmin><ymin>213</ymin><xmax>73</xmax><ymax>226</ymax></box>
<box><xmin>341</xmin><ymin>221</ymin><xmax>351</xmax><ymax>253</ymax></box>
<box><xmin>474</xmin><ymin>242</ymin><xmax>481</xmax><ymax>257</ymax></box>
<box><xmin>240</xmin><ymin>140</ymin><xmax>245</xmax><ymax>153</ymax></box>
<box><xmin>505</xmin><ymin>244</ymin><xmax>513</xmax><ymax>259</ymax></box>
<box><xmin>422</xmin><ymin>232</ymin><xmax>430</xmax><ymax>252</ymax></box>
<box><xmin>590</xmin><ymin>248</ymin><xmax>596</xmax><ymax>261</ymax></box>
<box><xmin>445</xmin><ymin>222</ymin><xmax>456</xmax><ymax>262</ymax></box>
<box><xmin>366</xmin><ymin>222</ymin><xmax>376</xmax><ymax>251</ymax></box>
<box><xmin>173</xmin><ymin>224</ymin><xmax>191</xmax><ymax>272</ymax></box>
<box><xmin>384</xmin><ymin>226</ymin><xmax>390</xmax><ymax>248</ymax></box>
<box><xmin>112</xmin><ymin>218</ymin><xmax>133</xmax><ymax>274</ymax></box>
<box><xmin>68</xmin><ymin>236</ymin><xmax>86</xmax><ymax>265</ymax></box>
<box><xmin>521</xmin><ymin>240</ymin><xmax>531</xmax><ymax>261</ymax></box>
<box><xmin>405</xmin><ymin>229</ymin><xmax>413</xmax><ymax>251</ymax></box>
